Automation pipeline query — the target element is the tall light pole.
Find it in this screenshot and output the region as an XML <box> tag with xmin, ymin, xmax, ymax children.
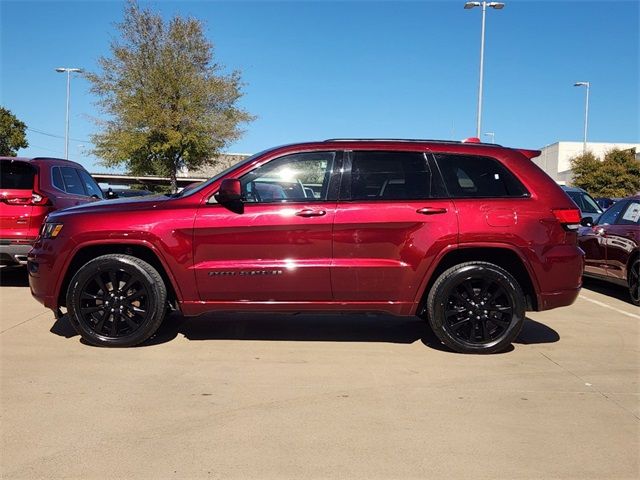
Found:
<box><xmin>484</xmin><ymin>132</ymin><xmax>495</xmax><ymax>143</ymax></box>
<box><xmin>574</xmin><ymin>81</ymin><xmax>590</xmax><ymax>154</ymax></box>
<box><xmin>55</xmin><ymin>67</ymin><xmax>83</xmax><ymax>159</ymax></box>
<box><xmin>464</xmin><ymin>1</ymin><xmax>505</xmax><ymax>138</ymax></box>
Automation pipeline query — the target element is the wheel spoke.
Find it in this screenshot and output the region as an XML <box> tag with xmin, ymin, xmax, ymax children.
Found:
<box><xmin>487</xmin><ymin>305</ymin><xmax>512</xmax><ymax>314</ymax></box>
<box><xmin>450</xmin><ymin>317</ymin><xmax>471</xmax><ymax>331</ymax></box>
<box><xmin>110</xmin><ymin>313</ymin><xmax>119</xmax><ymax>336</ymax></box>
<box><xmin>445</xmin><ymin>306</ymin><xmax>467</xmax><ymax>318</ymax></box>
<box><xmin>81</xmin><ymin>306</ymin><xmax>103</xmax><ymax>315</ymax></box>
<box><xmin>94</xmin><ymin>274</ymin><xmax>109</xmax><ymax>295</ymax></box>
<box><xmin>94</xmin><ymin>311</ymin><xmax>107</xmax><ymax>333</ymax></box>
<box><xmin>109</xmin><ymin>270</ymin><xmax>118</xmax><ymax>292</ymax></box>
<box><xmin>126</xmin><ymin>290</ymin><xmax>145</xmax><ymax>302</ymax></box>
<box><xmin>120</xmin><ymin>273</ymin><xmax>137</xmax><ymax>294</ymax></box>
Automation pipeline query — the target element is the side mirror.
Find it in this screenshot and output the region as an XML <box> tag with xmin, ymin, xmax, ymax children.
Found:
<box><xmin>580</xmin><ymin>216</ymin><xmax>594</xmax><ymax>227</ymax></box>
<box><xmin>215</xmin><ymin>178</ymin><xmax>242</xmax><ymax>203</ymax></box>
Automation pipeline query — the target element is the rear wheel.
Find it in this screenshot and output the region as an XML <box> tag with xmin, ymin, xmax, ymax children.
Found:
<box><xmin>66</xmin><ymin>254</ymin><xmax>167</xmax><ymax>347</ymax></box>
<box><xmin>629</xmin><ymin>257</ymin><xmax>640</xmax><ymax>307</ymax></box>
<box><xmin>426</xmin><ymin>261</ymin><xmax>525</xmax><ymax>354</ymax></box>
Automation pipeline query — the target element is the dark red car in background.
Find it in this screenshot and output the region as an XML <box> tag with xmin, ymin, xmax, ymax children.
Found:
<box><xmin>1</xmin><ymin>157</ymin><xmax>103</xmax><ymax>268</ymax></box>
<box><xmin>578</xmin><ymin>195</ymin><xmax>640</xmax><ymax>306</ymax></box>
<box><xmin>28</xmin><ymin>139</ymin><xmax>584</xmax><ymax>353</ymax></box>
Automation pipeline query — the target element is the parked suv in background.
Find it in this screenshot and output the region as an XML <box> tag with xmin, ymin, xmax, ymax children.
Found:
<box><xmin>1</xmin><ymin>157</ymin><xmax>103</xmax><ymax>268</ymax></box>
<box><xmin>28</xmin><ymin>139</ymin><xmax>584</xmax><ymax>353</ymax></box>
<box><xmin>578</xmin><ymin>195</ymin><xmax>640</xmax><ymax>306</ymax></box>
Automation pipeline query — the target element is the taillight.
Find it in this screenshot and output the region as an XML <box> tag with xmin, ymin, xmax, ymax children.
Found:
<box><xmin>552</xmin><ymin>208</ymin><xmax>582</xmax><ymax>230</ymax></box>
<box><xmin>30</xmin><ymin>191</ymin><xmax>49</xmax><ymax>206</ymax></box>
<box><xmin>3</xmin><ymin>191</ymin><xmax>49</xmax><ymax>206</ymax></box>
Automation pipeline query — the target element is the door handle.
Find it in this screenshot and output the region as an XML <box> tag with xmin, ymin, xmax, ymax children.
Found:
<box><xmin>416</xmin><ymin>207</ymin><xmax>448</xmax><ymax>215</ymax></box>
<box><xmin>295</xmin><ymin>209</ymin><xmax>327</xmax><ymax>217</ymax></box>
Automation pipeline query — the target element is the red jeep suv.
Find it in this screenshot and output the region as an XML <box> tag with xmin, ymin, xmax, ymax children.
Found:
<box><xmin>28</xmin><ymin>139</ymin><xmax>584</xmax><ymax>353</ymax></box>
<box><xmin>1</xmin><ymin>157</ymin><xmax>104</xmax><ymax>268</ymax></box>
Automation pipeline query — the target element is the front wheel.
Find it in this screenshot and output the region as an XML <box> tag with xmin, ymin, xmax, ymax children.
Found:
<box><xmin>426</xmin><ymin>261</ymin><xmax>525</xmax><ymax>354</ymax></box>
<box><xmin>66</xmin><ymin>254</ymin><xmax>167</xmax><ymax>347</ymax></box>
<box><xmin>629</xmin><ymin>257</ymin><xmax>639</xmax><ymax>307</ymax></box>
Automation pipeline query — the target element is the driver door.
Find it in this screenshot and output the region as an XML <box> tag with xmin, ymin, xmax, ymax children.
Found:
<box><xmin>193</xmin><ymin>151</ymin><xmax>341</xmax><ymax>302</ymax></box>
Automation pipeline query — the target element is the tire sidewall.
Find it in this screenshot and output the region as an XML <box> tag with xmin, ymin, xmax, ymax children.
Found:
<box><xmin>67</xmin><ymin>255</ymin><xmax>166</xmax><ymax>347</ymax></box>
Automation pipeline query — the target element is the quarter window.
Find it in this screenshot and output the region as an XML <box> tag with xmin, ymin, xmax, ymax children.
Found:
<box><xmin>240</xmin><ymin>152</ymin><xmax>335</xmax><ymax>203</ymax></box>
<box><xmin>434</xmin><ymin>154</ymin><xmax>528</xmax><ymax>198</ymax></box>
<box><xmin>348</xmin><ymin>151</ymin><xmax>445</xmax><ymax>201</ymax></box>
<box><xmin>52</xmin><ymin>167</ymin><xmax>65</xmax><ymax>191</ymax></box>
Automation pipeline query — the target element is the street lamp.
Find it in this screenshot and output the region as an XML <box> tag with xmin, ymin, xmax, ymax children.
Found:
<box><xmin>484</xmin><ymin>132</ymin><xmax>495</xmax><ymax>143</ymax></box>
<box><xmin>55</xmin><ymin>67</ymin><xmax>83</xmax><ymax>159</ymax></box>
<box><xmin>464</xmin><ymin>1</ymin><xmax>505</xmax><ymax>138</ymax></box>
<box><xmin>574</xmin><ymin>81</ymin><xmax>590</xmax><ymax>154</ymax></box>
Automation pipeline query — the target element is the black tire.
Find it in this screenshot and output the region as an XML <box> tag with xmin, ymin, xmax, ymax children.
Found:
<box><xmin>426</xmin><ymin>261</ymin><xmax>525</xmax><ymax>354</ymax></box>
<box><xmin>66</xmin><ymin>254</ymin><xmax>167</xmax><ymax>347</ymax></box>
<box><xmin>628</xmin><ymin>257</ymin><xmax>640</xmax><ymax>307</ymax></box>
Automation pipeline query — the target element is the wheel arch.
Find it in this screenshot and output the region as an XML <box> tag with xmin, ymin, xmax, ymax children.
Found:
<box><xmin>57</xmin><ymin>242</ymin><xmax>181</xmax><ymax>311</ymax></box>
<box><xmin>415</xmin><ymin>245</ymin><xmax>539</xmax><ymax>314</ymax></box>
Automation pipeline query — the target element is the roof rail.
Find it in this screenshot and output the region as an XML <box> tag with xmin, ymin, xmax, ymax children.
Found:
<box><xmin>323</xmin><ymin>138</ymin><xmax>501</xmax><ymax>146</ymax></box>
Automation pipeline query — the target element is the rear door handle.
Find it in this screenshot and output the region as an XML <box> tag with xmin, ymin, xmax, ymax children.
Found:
<box><xmin>416</xmin><ymin>207</ymin><xmax>448</xmax><ymax>215</ymax></box>
<box><xmin>295</xmin><ymin>209</ymin><xmax>327</xmax><ymax>217</ymax></box>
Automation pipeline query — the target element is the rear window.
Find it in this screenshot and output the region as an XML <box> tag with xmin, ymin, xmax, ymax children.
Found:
<box><xmin>434</xmin><ymin>154</ymin><xmax>528</xmax><ymax>198</ymax></box>
<box><xmin>565</xmin><ymin>191</ymin><xmax>602</xmax><ymax>215</ymax></box>
<box><xmin>0</xmin><ymin>161</ymin><xmax>35</xmax><ymax>190</ymax></box>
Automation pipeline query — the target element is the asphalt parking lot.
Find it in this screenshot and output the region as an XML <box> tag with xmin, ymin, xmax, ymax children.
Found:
<box><xmin>1</xmin><ymin>270</ymin><xmax>638</xmax><ymax>480</ymax></box>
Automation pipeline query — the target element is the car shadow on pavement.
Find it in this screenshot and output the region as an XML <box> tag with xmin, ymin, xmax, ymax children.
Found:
<box><xmin>0</xmin><ymin>268</ymin><xmax>29</xmax><ymax>287</ymax></box>
<box><xmin>581</xmin><ymin>277</ymin><xmax>631</xmax><ymax>304</ymax></box>
<box><xmin>50</xmin><ymin>312</ymin><xmax>559</xmax><ymax>353</ymax></box>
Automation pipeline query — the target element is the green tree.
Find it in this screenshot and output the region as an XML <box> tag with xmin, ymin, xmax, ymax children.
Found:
<box><xmin>571</xmin><ymin>148</ymin><xmax>640</xmax><ymax>197</ymax></box>
<box><xmin>87</xmin><ymin>0</ymin><xmax>254</xmax><ymax>192</ymax></box>
<box><xmin>0</xmin><ymin>107</ymin><xmax>29</xmax><ymax>156</ymax></box>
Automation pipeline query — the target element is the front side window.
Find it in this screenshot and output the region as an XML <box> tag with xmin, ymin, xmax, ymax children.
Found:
<box><xmin>348</xmin><ymin>151</ymin><xmax>444</xmax><ymax>201</ymax></box>
<box><xmin>597</xmin><ymin>200</ymin><xmax>627</xmax><ymax>225</ymax></box>
<box><xmin>59</xmin><ymin>167</ymin><xmax>85</xmax><ymax>196</ymax></box>
<box><xmin>240</xmin><ymin>151</ymin><xmax>335</xmax><ymax>203</ymax></box>
<box><xmin>617</xmin><ymin>200</ymin><xmax>640</xmax><ymax>225</ymax></box>
<box><xmin>434</xmin><ymin>154</ymin><xmax>528</xmax><ymax>198</ymax></box>
<box><xmin>78</xmin><ymin>170</ymin><xmax>103</xmax><ymax>198</ymax></box>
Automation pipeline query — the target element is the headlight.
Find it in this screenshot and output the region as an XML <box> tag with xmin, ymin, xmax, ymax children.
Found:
<box><xmin>40</xmin><ymin>223</ymin><xmax>64</xmax><ymax>239</ymax></box>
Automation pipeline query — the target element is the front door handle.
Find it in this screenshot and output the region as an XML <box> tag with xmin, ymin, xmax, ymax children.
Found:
<box><xmin>295</xmin><ymin>209</ymin><xmax>327</xmax><ymax>217</ymax></box>
<box><xmin>416</xmin><ymin>207</ymin><xmax>448</xmax><ymax>215</ymax></box>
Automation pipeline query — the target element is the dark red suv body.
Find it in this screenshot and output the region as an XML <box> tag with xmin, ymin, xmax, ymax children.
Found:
<box><xmin>28</xmin><ymin>140</ymin><xmax>584</xmax><ymax>353</ymax></box>
<box><xmin>1</xmin><ymin>157</ymin><xmax>103</xmax><ymax>268</ymax></box>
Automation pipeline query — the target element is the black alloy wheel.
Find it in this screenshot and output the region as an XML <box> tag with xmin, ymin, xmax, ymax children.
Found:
<box><xmin>426</xmin><ymin>261</ymin><xmax>525</xmax><ymax>354</ymax></box>
<box><xmin>629</xmin><ymin>258</ymin><xmax>640</xmax><ymax>307</ymax></box>
<box><xmin>67</xmin><ymin>254</ymin><xmax>167</xmax><ymax>347</ymax></box>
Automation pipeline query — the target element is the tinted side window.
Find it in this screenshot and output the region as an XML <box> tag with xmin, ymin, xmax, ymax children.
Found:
<box><xmin>349</xmin><ymin>151</ymin><xmax>445</xmax><ymax>201</ymax></box>
<box><xmin>434</xmin><ymin>154</ymin><xmax>528</xmax><ymax>198</ymax></box>
<box><xmin>617</xmin><ymin>200</ymin><xmax>640</xmax><ymax>225</ymax></box>
<box><xmin>60</xmin><ymin>167</ymin><xmax>85</xmax><ymax>195</ymax></box>
<box><xmin>79</xmin><ymin>170</ymin><xmax>103</xmax><ymax>198</ymax></box>
<box><xmin>52</xmin><ymin>167</ymin><xmax>65</xmax><ymax>191</ymax></box>
<box><xmin>565</xmin><ymin>191</ymin><xmax>601</xmax><ymax>214</ymax></box>
<box><xmin>598</xmin><ymin>200</ymin><xmax>627</xmax><ymax>225</ymax></box>
<box><xmin>0</xmin><ymin>161</ymin><xmax>35</xmax><ymax>189</ymax></box>
<box><xmin>240</xmin><ymin>151</ymin><xmax>335</xmax><ymax>203</ymax></box>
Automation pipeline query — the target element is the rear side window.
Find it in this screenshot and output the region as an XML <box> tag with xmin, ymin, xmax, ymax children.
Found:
<box><xmin>434</xmin><ymin>154</ymin><xmax>528</xmax><ymax>198</ymax></box>
<box><xmin>59</xmin><ymin>167</ymin><xmax>85</xmax><ymax>196</ymax></box>
<box><xmin>348</xmin><ymin>151</ymin><xmax>445</xmax><ymax>200</ymax></box>
<box><xmin>52</xmin><ymin>167</ymin><xmax>65</xmax><ymax>191</ymax></box>
<box><xmin>565</xmin><ymin>191</ymin><xmax>602</xmax><ymax>215</ymax></box>
<box><xmin>78</xmin><ymin>170</ymin><xmax>103</xmax><ymax>198</ymax></box>
<box><xmin>0</xmin><ymin>161</ymin><xmax>35</xmax><ymax>189</ymax></box>
<box><xmin>617</xmin><ymin>200</ymin><xmax>640</xmax><ymax>225</ymax></box>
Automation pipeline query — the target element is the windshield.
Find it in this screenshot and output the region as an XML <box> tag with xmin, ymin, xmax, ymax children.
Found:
<box><xmin>175</xmin><ymin>148</ymin><xmax>275</xmax><ymax>198</ymax></box>
<box><xmin>566</xmin><ymin>191</ymin><xmax>603</xmax><ymax>214</ymax></box>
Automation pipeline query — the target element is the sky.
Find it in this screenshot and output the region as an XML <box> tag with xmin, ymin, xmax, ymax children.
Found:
<box><xmin>1</xmin><ymin>0</ymin><xmax>638</xmax><ymax>172</ymax></box>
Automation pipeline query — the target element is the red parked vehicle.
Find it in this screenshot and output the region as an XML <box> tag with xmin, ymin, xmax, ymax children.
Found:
<box><xmin>28</xmin><ymin>139</ymin><xmax>584</xmax><ymax>353</ymax></box>
<box><xmin>1</xmin><ymin>157</ymin><xmax>104</xmax><ymax>268</ymax></box>
<box><xmin>578</xmin><ymin>195</ymin><xmax>640</xmax><ymax>306</ymax></box>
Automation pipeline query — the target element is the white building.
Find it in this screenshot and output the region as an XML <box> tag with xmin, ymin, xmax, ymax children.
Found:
<box><xmin>532</xmin><ymin>141</ymin><xmax>640</xmax><ymax>185</ymax></box>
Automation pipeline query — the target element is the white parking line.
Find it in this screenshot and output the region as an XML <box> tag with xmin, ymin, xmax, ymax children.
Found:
<box><xmin>578</xmin><ymin>295</ymin><xmax>640</xmax><ymax>320</ymax></box>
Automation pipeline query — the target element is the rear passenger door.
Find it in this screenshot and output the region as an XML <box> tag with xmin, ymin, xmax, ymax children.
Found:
<box><xmin>332</xmin><ymin>150</ymin><xmax>457</xmax><ymax>308</ymax></box>
<box><xmin>433</xmin><ymin>152</ymin><xmax>531</xmax><ymax>255</ymax></box>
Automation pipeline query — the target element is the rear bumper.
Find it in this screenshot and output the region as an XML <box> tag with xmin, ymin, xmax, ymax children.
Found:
<box><xmin>533</xmin><ymin>245</ymin><xmax>584</xmax><ymax>311</ymax></box>
<box><xmin>0</xmin><ymin>242</ymin><xmax>32</xmax><ymax>266</ymax></box>
<box><xmin>537</xmin><ymin>286</ymin><xmax>581</xmax><ymax>311</ymax></box>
